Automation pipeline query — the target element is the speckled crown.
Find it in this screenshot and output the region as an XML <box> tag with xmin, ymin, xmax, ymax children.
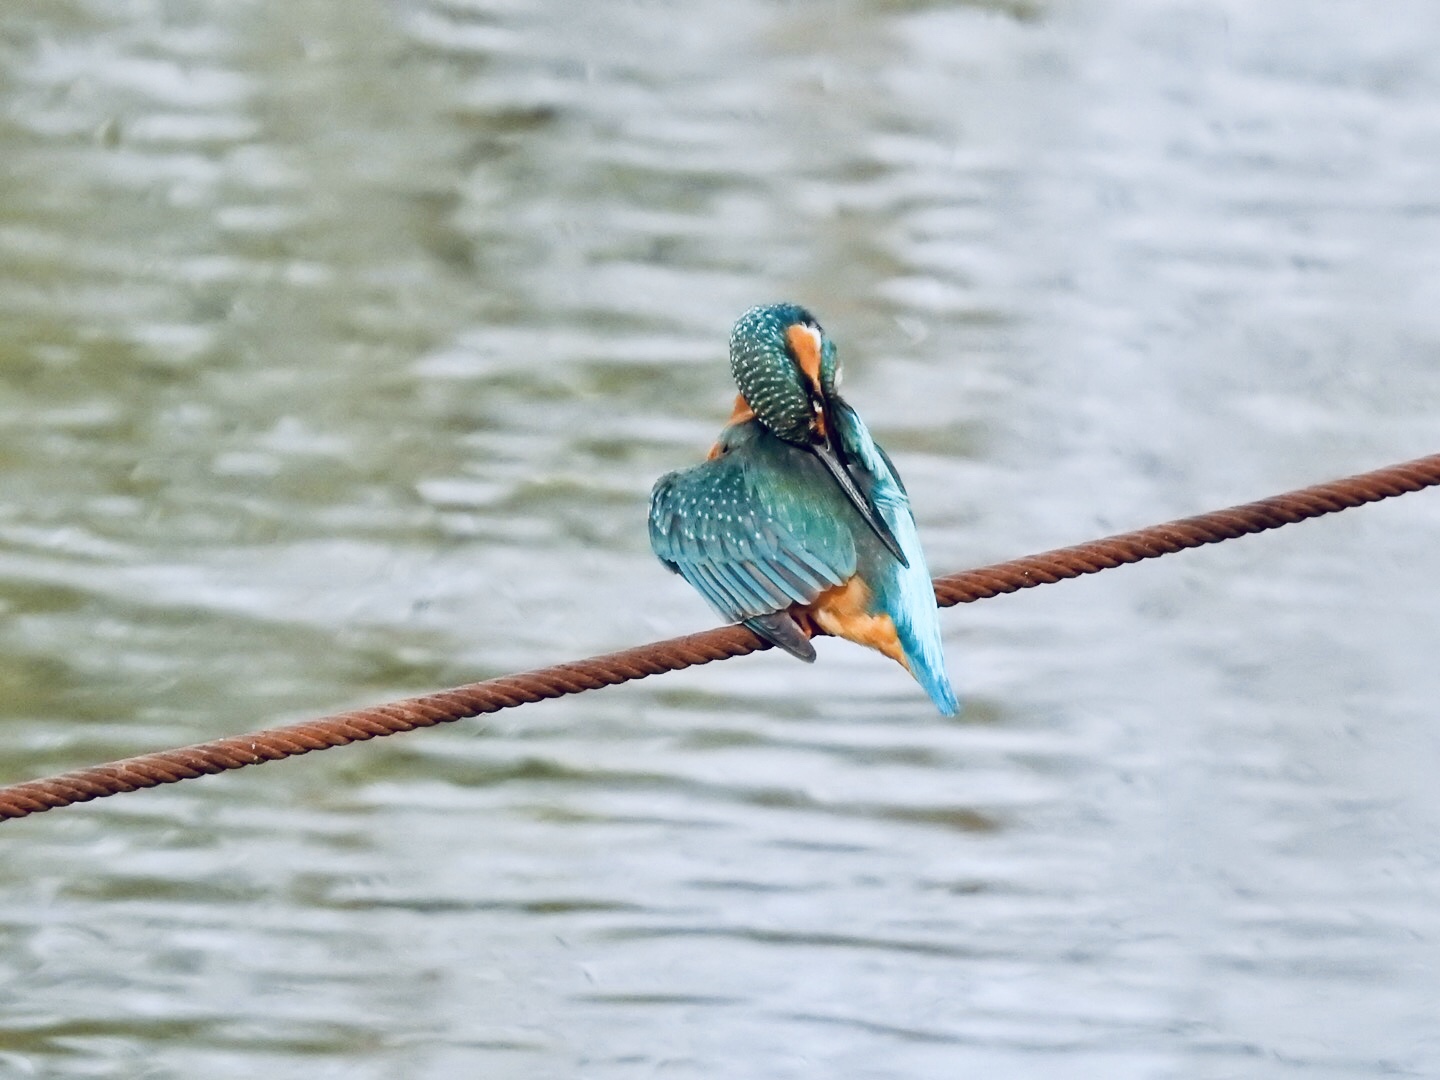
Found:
<box><xmin>729</xmin><ymin>303</ymin><xmax>822</xmax><ymax>445</ymax></box>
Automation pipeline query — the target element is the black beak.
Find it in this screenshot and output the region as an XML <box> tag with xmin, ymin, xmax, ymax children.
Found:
<box><xmin>811</xmin><ymin>438</ymin><xmax>909</xmax><ymax>568</ymax></box>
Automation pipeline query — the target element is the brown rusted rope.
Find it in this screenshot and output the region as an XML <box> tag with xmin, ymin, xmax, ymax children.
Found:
<box><xmin>2</xmin><ymin>451</ymin><xmax>1438</xmax><ymax>823</ymax></box>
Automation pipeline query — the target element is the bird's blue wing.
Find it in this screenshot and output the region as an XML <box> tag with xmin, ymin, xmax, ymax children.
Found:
<box><xmin>649</xmin><ymin>432</ymin><xmax>858</xmax><ymax>626</ymax></box>
<box><xmin>830</xmin><ymin>401</ymin><xmax>958</xmax><ymax>715</ymax></box>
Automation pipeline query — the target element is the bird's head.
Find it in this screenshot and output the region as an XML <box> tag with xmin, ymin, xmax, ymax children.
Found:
<box><xmin>728</xmin><ymin>302</ymin><xmax>840</xmax><ymax>446</ymax></box>
<box><xmin>727</xmin><ymin>303</ymin><xmax>906</xmax><ymax>564</ymax></box>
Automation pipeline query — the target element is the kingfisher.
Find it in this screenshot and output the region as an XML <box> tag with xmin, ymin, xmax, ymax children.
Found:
<box><xmin>648</xmin><ymin>303</ymin><xmax>958</xmax><ymax>715</ymax></box>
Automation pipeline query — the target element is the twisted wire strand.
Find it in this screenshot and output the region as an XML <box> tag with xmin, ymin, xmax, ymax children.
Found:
<box><xmin>2</xmin><ymin>451</ymin><xmax>1437</xmax><ymax>823</ymax></box>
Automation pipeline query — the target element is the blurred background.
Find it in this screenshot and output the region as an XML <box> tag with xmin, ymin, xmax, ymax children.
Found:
<box><xmin>3</xmin><ymin>1</ymin><xmax>1440</xmax><ymax>1077</ymax></box>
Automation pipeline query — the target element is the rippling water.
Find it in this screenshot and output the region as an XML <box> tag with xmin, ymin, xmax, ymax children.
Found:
<box><xmin>3</xmin><ymin>1</ymin><xmax>1440</xmax><ymax>1077</ymax></box>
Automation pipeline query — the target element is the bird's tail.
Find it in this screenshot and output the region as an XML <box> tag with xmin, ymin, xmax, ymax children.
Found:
<box><xmin>888</xmin><ymin>531</ymin><xmax>959</xmax><ymax>716</ymax></box>
<box><xmin>902</xmin><ymin>636</ymin><xmax>959</xmax><ymax>716</ymax></box>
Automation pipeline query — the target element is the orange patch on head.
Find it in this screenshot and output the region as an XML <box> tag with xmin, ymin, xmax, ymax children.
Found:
<box><xmin>785</xmin><ymin>323</ymin><xmax>828</xmax><ymax>439</ymax></box>
<box><xmin>785</xmin><ymin>323</ymin><xmax>824</xmax><ymax>392</ymax></box>
<box><xmin>805</xmin><ymin>576</ymin><xmax>909</xmax><ymax>671</ymax></box>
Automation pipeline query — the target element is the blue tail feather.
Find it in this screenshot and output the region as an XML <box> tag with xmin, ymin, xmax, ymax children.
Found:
<box><xmin>886</xmin><ymin>535</ymin><xmax>959</xmax><ymax>717</ymax></box>
<box><xmin>834</xmin><ymin>404</ymin><xmax>959</xmax><ymax>716</ymax></box>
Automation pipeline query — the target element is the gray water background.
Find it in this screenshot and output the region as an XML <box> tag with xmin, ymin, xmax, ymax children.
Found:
<box><xmin>3</xmin><ymin>1</ymin><xmax>1440</xmax><ymax>1077</ymax></box>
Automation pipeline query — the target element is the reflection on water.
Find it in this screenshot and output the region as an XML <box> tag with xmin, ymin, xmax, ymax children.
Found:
<box><xmin>3</xmin><ymin>0</ymin><xmax>1440</xmax><ymax>1076</ymax></box>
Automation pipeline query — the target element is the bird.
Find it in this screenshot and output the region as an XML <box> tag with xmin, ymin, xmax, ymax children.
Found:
<box><xmin>648</xmin><ymin>302</ymin><xmax>958</xmax><ymax>715</ymax></box>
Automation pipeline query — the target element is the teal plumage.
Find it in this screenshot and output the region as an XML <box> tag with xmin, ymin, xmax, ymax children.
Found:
<box><xmin>728</xmin><ymin>305</ymin><xmax>827</xmax><ymax>443</ymax></box>
<box><xmin>651</xmin><ymin>420</ymin><xmax>857</xmax><ymax>648</ymax></box>
<box><xmin>825</xmin><ymin>398</ymin><xmax>958</xmax><ymax>715</ymax></box>
<box><xmin>649</xmin><ymin>303</ymin><xmax>958</xmax><ymax>715</ymax></box>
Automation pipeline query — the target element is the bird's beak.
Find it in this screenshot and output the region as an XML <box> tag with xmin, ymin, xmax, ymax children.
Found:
<box><xmin>784</xmin><ymin>321</ymin><xmax>908</xmax><ymax>566</ymax></box>
<box><xmin>810</xmin><ymin>437</ymin><xmax>909</xmax><ymax>568</ymax></box>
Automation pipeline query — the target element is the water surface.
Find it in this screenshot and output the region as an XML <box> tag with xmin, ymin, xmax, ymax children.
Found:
<box><xmin>3</xmin><ymin>1</ymin><xmax>1440</xmax><ymax>1077</ymax></box>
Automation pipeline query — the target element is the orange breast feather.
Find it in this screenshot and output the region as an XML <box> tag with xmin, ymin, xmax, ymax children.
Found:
<box><xmin>805</xmin><ymin>576</ymin><xmax>909</xmax><ymax>671</ymax></box>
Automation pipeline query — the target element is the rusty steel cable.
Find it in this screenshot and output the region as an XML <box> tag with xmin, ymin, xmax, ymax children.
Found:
<box><xmin>1</xmin><ymin>451</ymin><xmax>1438</xmax><ymax>823</ymax></box>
